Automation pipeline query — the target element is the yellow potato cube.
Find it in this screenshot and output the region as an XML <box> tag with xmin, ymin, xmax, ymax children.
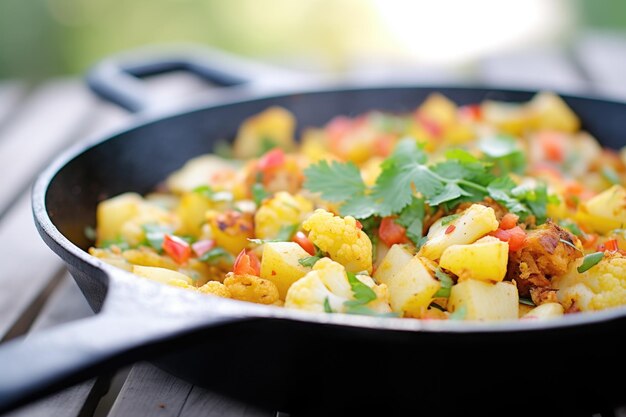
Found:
<box><xmin>373</xmin><ymin>243</ymin><xmax>414</xmax><ymax>285</ymax></box>
<box><xmin>176</xmin><ymin>192</ymin><xmax>213</xmax><ymax>237</ymax></box>
<box><xmin>439</xmin><ymin>236</ymin><xmax>509</xmax><ymax>282</ymax></box>
<box><xmin>576</xmin><ymin>185</ymin><xmax>626</xmax><ymax>234</ymax></box>
<box><xmin>233</xmin><ymin>106</ymin><xmax>296</xmax><ymax>159</ymax></box>
<box><xmin>376</xmin><ymin>254</ymin><xmax>440</xmax><ymax>317</ymax></box>
<box><xmin>418</xmin><ymin>93</ymin><xmax>458</xmax><ymax>126</ymax></box>
<box><xmin>96</xmin><ymin>192</ymin><xmax>143</xmax><ymax>245</ymax></box>
<box><xmin>132</xmin><ymin>265</ymin><xmax>193</xmax><ymax>286</ymax></box>
<box><xmin>260</xmin><ymin>242</ymin><xmax>312</xmax><ymax>299</ymax></box>
<box><xmin>521</xmin><ymin>303</ymin><xmax>564</xmax><ymax>320</ymax></box>
<box><xmin>528</xmin><ymin>91</ymin><xmax>580</xmax><ymax>133</ymax></box>
<box><xmin>448</xmin><ymin>280</ymin><xmax>518</xmax><ymax>321</ymax></box>
<box><xmin>419</xmin><ymin>204</ymin><xmax>499</xmax><ymax>261</ymax></box>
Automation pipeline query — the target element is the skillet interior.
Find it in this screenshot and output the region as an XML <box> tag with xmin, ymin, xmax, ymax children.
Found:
<box><xmin>42</xmin><ymin>86</ymin><xmax>626</xmax><ymax>416</ymax></box>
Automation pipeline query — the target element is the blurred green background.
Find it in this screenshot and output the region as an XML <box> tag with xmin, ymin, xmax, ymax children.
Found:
<box><xmin>0</xmin><ymin>0</ymin><xmax>624</xmax><ymax>81</ymax></box>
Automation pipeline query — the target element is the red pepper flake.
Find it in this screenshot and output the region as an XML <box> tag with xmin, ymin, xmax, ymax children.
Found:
<box><xmin>271</xmin><ymin>270</ymin><xmax>277</xmax><ymax>276</ymax></box>
<box><xmin>445</xmin><ymin>224</ymin><xmax>456</xmax><ymax>234</ymax></box>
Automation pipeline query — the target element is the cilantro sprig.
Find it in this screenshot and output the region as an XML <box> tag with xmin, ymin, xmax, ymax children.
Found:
<box><xmin>303</xmin><ymin>137</ymin><xmax>555</xmax><ymax>225</ymax></box>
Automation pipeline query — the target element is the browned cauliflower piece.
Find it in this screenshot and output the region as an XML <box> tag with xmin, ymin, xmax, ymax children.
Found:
<box><xmin>223</xmin><ymin>273</ymin><xmax>279</xmax><ymax>304</ymax></box>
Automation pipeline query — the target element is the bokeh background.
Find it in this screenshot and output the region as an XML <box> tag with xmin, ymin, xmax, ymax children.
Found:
<box><xmin>1</xmin><ymin>0</ymin><xmax>625</xmax><ymax>82</ymax></box>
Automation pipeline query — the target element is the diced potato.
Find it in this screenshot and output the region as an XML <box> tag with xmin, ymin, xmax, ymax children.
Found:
<box><xmin>96</xmin><ymin>192</ymin><xmax>143</xmax><ymax>245</ymax></box>
<box><xmin>373</xmin><ymin>244</ymin><xmax>414</xmax><ymax>284</ymax></box>
<box><xmin>521</xmin><ymin>303</ymin><xmax>564</xmax><ymax>320</ymax></box>
<box><xmin>439</xmin><ymin>236</ymin><xmax>509</xmax><ymax>282</ymax></box>
<box><xmin>89</xmin><ymin>247</ymin><xmax>132</xmax><ymax>271</ymax></box>
<box><xmin>576</xmin><ymin>185</ymin><xmax>626</xmax><ymax>234</ymax></box>
<box><xmin>206</xmin><ymin>210</ymin><xmax>254</xmax><ymax>254</ymax></box>
<box><xmin>176</xmin><ymin>192</ymin><xmax>213</xmax><ymax>237</ymax></box>
<box><xmin>123</xmin><ymin>248</ymin><xmax>179</xmax><ymax>270</ymax></box>
<box><xmin>448</xmin><ymin>280</ymin><xmax>518</xmax><ymax>321</ymax></box>
<box><xmin>419</xmin><ymin>204</ymin><xmax>499</xmax><ymax>261</ymax></box>
<box><xmin>528</xmin><ymin>91</ymin><xmax>580</xmax><ymax>133</ymax></box>
<box><xmin>165</xmin><ymin>154</ymin><xmax>238</xmax><ymax>194</ymax></box>
<box><xmin>481</xmin><ymin>100</ymin><xmax>530</xmax><ymax>136</ymax></box>
<box><xmin>418</xmin><ymin>93</ymin><xmax>458</xmax><ymax>126</ymax></box>
<box><xmin>260</xmin><ymin>242</ymin><xmax>312</xmax><ymax>299</ymax></box>
<box><xmin>233</xmin><ymin>106</ymin><xmax>296</xmax><ymax>159</ymax></box>
<box><xmin>132</xmin><ymin>265</ymin><xmax>193</xmax><ymax>286</ymax></box>
<box><xmin>376</xmin><ymin>254</ymin><xmax>440</xmax><ymax>317</ymax></box>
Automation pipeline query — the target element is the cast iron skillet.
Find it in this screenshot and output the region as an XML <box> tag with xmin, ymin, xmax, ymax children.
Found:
<box><xmin>1</xmin><ymin>47</ymin><xmax>626</xmax><ymax>417</ymax></box>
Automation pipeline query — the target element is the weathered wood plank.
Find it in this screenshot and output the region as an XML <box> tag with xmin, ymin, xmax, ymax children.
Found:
<box><xmin>106</xmin><ymin>363</ymin><xmax>193</xmax><ymax>417</ymax></box>
<box><xmin>574</xmin><ymin>31</ymin><xmax>626</xmax><ymax>100</ymax></box>
<box><xmin>2</xmin><ymin>276</ymin><xmax>107</xmax><ymax>417</ymax></box>
<box><xmin>0</xmin><ymin>82</ymin><xmax>26</xmax><ymax>131</ymax></box>
<box><xmin>0</xmin><ymin>79</ymin><xmax>97</xmax><ymax>216</ymax></box>
<box><xmin>0</xmin><ymin>192</ymin><xmax>66</xmax><ymax>339</ymax></box>
<box><xmin>478</xmin><ymin>46</ymin><xmax>588</xmax><ymax>93</ymax></box>
<box><xmin>179</xmin><ymin>385</ymin><xmax>274</xmax><ymax>417</ymax></box>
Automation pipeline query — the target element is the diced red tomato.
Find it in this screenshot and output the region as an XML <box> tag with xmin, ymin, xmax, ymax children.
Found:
<box><xmin>415</xmin><ymin>113</ymin><xmax>443</xmax><ymax>138</ymax></box>
<box><xmin>538</xmin><ymin>131</ymin><xmax>565</xmax><ymax>163</ymax></box>
<box><xmin>355</xmin><ymin>220</ymin><xmax>363</xmax><ymax>230</ymax></box>
<box><xmin>458</xmin><ymin>104</ymin><xmax>482</xmax><ymax>122</ymax></box>
<box><xmin>257</xmin><ymin>148</ymin><xmax>285</xmax><ymax>172</ymax></box>
<box><xmin>599</xmin><ymin>239</ymin><xmax>619</xmax><ymax>252</ymax></box>
<box><xmin>491</xmin><ymin>226</ymin><xmax>527</xmax><ymax>252</ymax></box>
<box><xmin>233</xmin><ymin>249</ymin><xmax>261</xmax><ymax>276</ymax></box>
<box><xmin>373</xmin><ymin>134</ymin><xmax>394</xmax><ymax>157</ymax></box>
<box><xmin>163</xmin><ymin>234</ymin><xmax>192</xmax><ymax>264</ymax></box>
<box><xmin>378</xmin><ymin>217</ymin><xmax>408</xmax><ymax>246</ymax></box>
<box><xmin>293</xmin><ymin>231</ymin><xmax>315</xmax><ymax>256</ymax></box>
<box><xmin>326</xmin><ymin>116</ymin><xmax>353</xmax><ymax>143</ymax></box>
<box><xmin>499</xmin><ymin>213</ymin><xmax>519</xmax><ymax>230</ymax></box>
<box><xmin>445</xmin><ymin>224</ymin><xmax>456</xmax><ymax>234</ymax></box>
<box><xmin>191</xmin><ymin>239</ymin><xmax>215</xmax><ymax>258</ymax></box>
<box><xmin>582</xmin><ymin>233</ymin><xmax>598</xmax><ymax>249</ymax></box>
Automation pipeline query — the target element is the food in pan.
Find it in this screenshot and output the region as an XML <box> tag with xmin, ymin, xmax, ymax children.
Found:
<box><xmin>88</xmin><ymin>92</ymin><xmax>626</xmax><ymax>321</ymax></box>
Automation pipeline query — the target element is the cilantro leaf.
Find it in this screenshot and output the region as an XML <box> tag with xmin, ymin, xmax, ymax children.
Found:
<box><xmin>440</xmin><ymin>214</ymin><xmax>460</xmax><ymax>226</ymax></box>
<box><xmin>577</xmin><ymin>252</ymin><xmax>604</xmax><ymax>273</ymax></box>
<box><xmin>298</xmin><ymin>255</ymin><xmax>322</xmax><ymax>267</ymax></box>
<box><xmin>396</xmin><ymin>196</ymin><xmax>425</xmax><ymax>244</ymax></box>
<box><xmin>142</xmin><ymin>224</ymin><xmax>174</xmax><ymax>251</ymax></box>
<box><xmin>519</xmin><ymin>297</ymin><xmax>535</xmax><ymax>306</ymax></box>
<box><xmin>602</xmin><ymin>166</ymin><xmax>621</xmax><ymax>185</ymax></box>
<box><xmin>323</xmin><ymin>297</ymin><xmax>333</xmax><ymax>313</ymax></box>
<box><xmin>478</xmin><ymin>135</ymin><xmax>526</xmax><ymax>175</ymax></box>
<box><xmin>252</xmin><ymin>183</ymin><xmax>269</xmax><ymax>206</ymax></box>
<box><xmin>199</xmin><ymin>247</ymin><xmax>233</xmax><ymax>264</ymax></box>
<box><xmin>193</xmin><ymin>185</ymin><xmax>233</xmax><ymax>202</ymax></box>
<box><xmin>344</xmin><ymin>271</ymin><xmax>377</xmax><ymax>307</ymax></box>
<box><xmin>303</xmin><ymin>160</ymin><xmax>366</xmax><ymax>202</ymax></box>
<box><xmin>434</xmin><ymin>268</ymin><xmax>454</xmax><ymax>297</ymax></box>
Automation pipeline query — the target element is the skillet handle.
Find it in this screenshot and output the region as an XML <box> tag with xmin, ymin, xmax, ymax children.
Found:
<box><xmin>0</xmin><ymin>304</ymin><xmax>243</xmax><ymax>414</ymax></box>
<box><xmin>86</xmin><ymin>44</ymin><xmax>297</xmax><ymax>113</ymax></box>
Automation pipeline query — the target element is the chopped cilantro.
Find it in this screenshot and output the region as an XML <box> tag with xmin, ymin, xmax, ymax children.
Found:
<box><xmin>252</xmin><ymin>183</ymin><xmax>269</xmax><ymax>206</ymax></box>
<box><xmin>323</xmin><ymin>297</ymin><xmax>333</xmax><ymax>313</ymax></box>
<box><xmin>434</xmin><ymin>268</ymin><xmax>454</xmax><ymax>297</ymax></box>
<box><xmin>449</xmin><ymin>305</ymin><xmax>467</xmax><ymax>320</ymax></box>
<box><xmin>84</xmin><ymin>226</ymin><xmax>97</xmax><ymax>241</ymax></box>
<box><xmin>193</xmin><ymin>185</ymin><xmax>233</xmax><ymax>202</ymax></box>
<box><xmin>100</xmin><ymin>237</ymin><xmax>130</xmax><ymax>250</ymax></box>
<box><xmin>259</xmin><ymin>136</ymin><xmax>278</xmax><ymax>154</ymax></box>
<box><xmin>303</xmin><ymin>159</ymin><xmax>367</xmax><ymax>203</ymax></box>
<box><xmin>478</xmin><ymin>135</ymin><xmax>526</xmax><ymax>175</ymax></box>
<box><xmin>142</xmin><ymin>224</ymin><xmax>174</xmax><ymax>251</ymax></box>
<box><xmin>602</xmin><ymin>166</ymin><xmax>621</xmax><ymax>185</ymax></box>
<box><xmin>344</xmin><ymin>271</ymin><xmax>377</xmax><ymax>308</ymax></box>
<box><xmin>199</xmin><ymin>247</ymin><xmax>233</xmax><ymax>264</ymax></box>
<box><xmin>298</xmin><ymin>255</ymin><xmax>322</xmax><ymax>267</ymax></box>
<box><xmin>249</xmin><ymin>224</ymin><xmax>299</xmax><ymax>245</ymax></box>
<box><xmin>395</xmin><ymin>196</ymin><xmax>425</xmax><ymax>245</ymax></box>
<box><xmin>577</xmin><ymin>251</ymin><xmax>604</xmax><ymax>273</ymax></box>
<box><xmin>440</xmin><ymin>214</ymin><xmax>460</xmax><ymax>226</ymax></box>
<box><xmin>519</xmin><ymin>297</ymin><xmax>535</xmax><ymax>306</ymax></box>
<box><xmin>559</xmin><ymin>219</ymin><xmax>587</xmax><ymax>238</ymax></box>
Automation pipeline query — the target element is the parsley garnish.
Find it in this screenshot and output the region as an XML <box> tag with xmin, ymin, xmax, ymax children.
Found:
<box><xmin>577</xmin><ymin>251</ymin><xmax>604</xmax><ymax>273</ymax></box>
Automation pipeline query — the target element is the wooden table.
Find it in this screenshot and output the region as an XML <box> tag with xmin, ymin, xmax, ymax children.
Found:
<box><xmin>2</xmin><ymin>34</ymin><xmax>626</xmax><ymax>417</ymax></box>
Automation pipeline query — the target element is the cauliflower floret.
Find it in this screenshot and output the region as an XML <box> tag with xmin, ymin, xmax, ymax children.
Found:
<box><xmin>284</xmin><ymin>258</ymin><xmax>391</xmax><ymax>314</ymax></box>
<box><xmin>302</xmin><ymin>209</ymin><xmax>373</xmax><ymax>273</ymax></box>
<box><xmin>254</xmin><ymin>192</ymin><xmax>313</xmax><ymax>240</ymax></box>
<box><xmin>553</xmin><ymin>253</ymin><xmax>626</xmax><ymax>311</ymax></box>
<box><xmin>197</xmin><ymin>281</ymin><xmax>231</xmax><ymax>298</ymax></box>
<box><xmin>223</xmin><ymin>273</ymin><xmax>279</xmax><ymax>305</ymax></box>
